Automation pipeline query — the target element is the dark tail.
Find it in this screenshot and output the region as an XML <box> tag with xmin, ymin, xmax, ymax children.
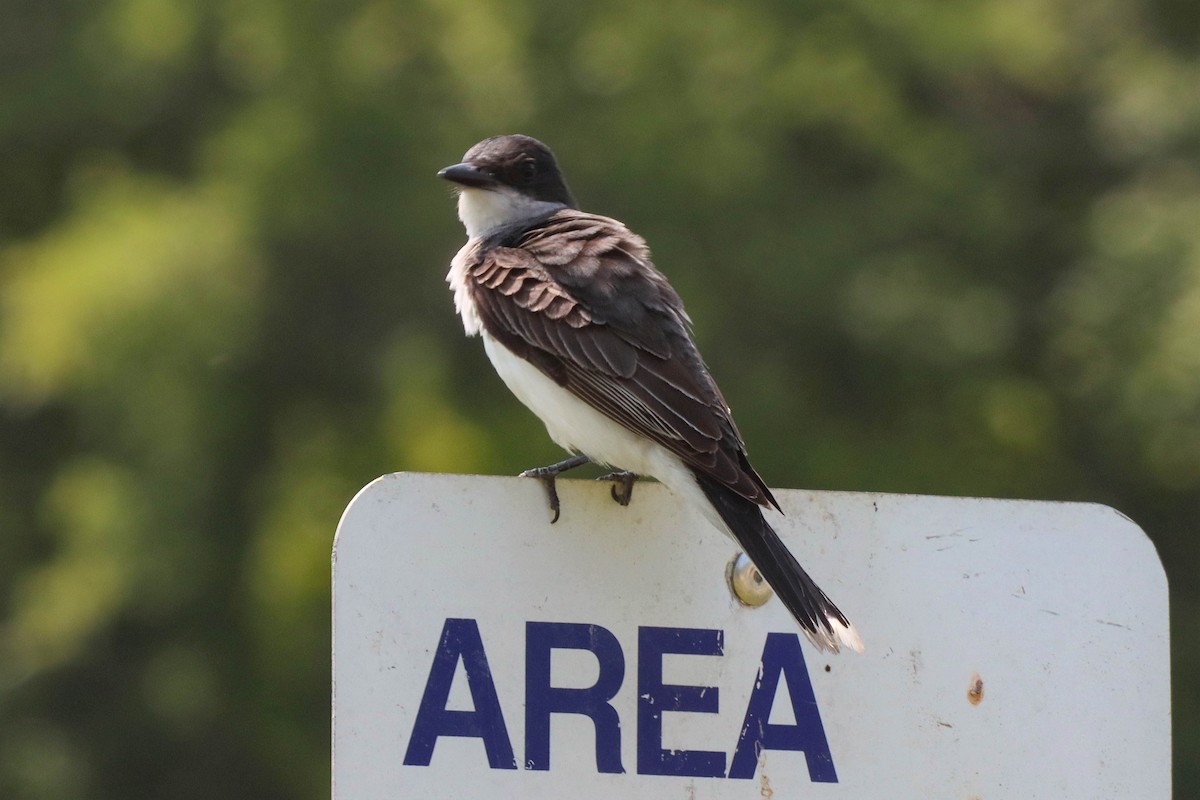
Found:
<box><xmin>694</xmin><ymin>471</ymin><xmax>863</xmax><ymax>653</ymax></box>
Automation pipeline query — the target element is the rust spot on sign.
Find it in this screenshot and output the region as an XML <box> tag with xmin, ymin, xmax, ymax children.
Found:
<box><xmin>758</xmin><ymin>753</ymin><xmax>774</xmax><ymax>798</ymax></box>
<box><xmin>967</xmin><ymin>674</ymin><xmax>984</xmax><ymax>705</ymax></box>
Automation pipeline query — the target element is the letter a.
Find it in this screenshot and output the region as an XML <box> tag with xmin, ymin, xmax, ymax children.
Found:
<box><xmin>728</xmin><ymin>633</ymin><xmax>837</xmax><ymax>782</ymax></box>
<box><xmin>403</xmin><ymin>618</ymin><xmax>516</xmax><ymax>769</ymax></box>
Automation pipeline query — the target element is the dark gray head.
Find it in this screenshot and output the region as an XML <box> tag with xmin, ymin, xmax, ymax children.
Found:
<box><xmin>438</xmin><ymin>134</ymin><xmax>577</xmax><ymax>209</ymax></box>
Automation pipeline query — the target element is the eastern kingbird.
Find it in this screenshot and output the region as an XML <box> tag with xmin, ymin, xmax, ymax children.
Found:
<box><xmin>438</xmin><ymin>134</ymin><xmax>863</xmax><ymax>654</ymax></box>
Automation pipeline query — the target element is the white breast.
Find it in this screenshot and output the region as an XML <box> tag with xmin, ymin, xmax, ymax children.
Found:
<box><xmin>446</xmin><ymin>242</ymin><xmax>483</xmax><ymax>336</ymax></box>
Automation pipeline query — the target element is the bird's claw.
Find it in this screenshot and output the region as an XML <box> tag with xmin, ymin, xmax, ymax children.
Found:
<box><xmin>541</xmin><ymin>475</ymin><xmax>563</xmax><ymax>523</ymax></box>
<box><xmin>597</xmin><ymin>470</ymin><xmax>638</xmax><ymax>506</ymax></box>
<box><xmin>520</xmin><ymin>455</ymin><xmax>591</xmax><ymax>524</ymax></box>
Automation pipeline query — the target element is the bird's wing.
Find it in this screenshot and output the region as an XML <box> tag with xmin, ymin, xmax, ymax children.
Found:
<box><xmin>465</xmin><ymin>209</ymin><xmax>778</xmax><ymax>509</ymax></box>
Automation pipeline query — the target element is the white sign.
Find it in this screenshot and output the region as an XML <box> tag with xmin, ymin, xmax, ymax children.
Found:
<box><xmin>333</xmin><ymin>472</ymin><xmax>1170</xmax><ymax>798</ymax></box>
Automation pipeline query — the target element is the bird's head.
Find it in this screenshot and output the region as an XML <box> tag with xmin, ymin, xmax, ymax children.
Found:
<box><xmin>438</xmin><ymin>134</ymin><xmax>577</xmax><ymax>238</ymax></box>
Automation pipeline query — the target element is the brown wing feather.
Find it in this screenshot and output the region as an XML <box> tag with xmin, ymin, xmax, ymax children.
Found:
<box><xmin>467</xmin><ymin>209</ymin><xmax>778</xmax><ymax>509</ymax></box>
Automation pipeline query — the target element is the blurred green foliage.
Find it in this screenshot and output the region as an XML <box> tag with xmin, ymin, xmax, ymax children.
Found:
<box><xmin>1</xmin><ymin>0</ymin><xmax>1197</xmax><ymax>796</ymax></box>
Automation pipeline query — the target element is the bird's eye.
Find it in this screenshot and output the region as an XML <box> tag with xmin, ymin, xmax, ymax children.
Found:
<box><xmin>517</xmin><ymin>159</ymin><xmax>537</xmax><ymax>180</ymax></box>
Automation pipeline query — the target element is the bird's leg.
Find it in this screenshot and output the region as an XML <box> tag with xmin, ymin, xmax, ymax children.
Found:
<box><xmin>519</xmin><ymin>454</ymin><xmax>591</xmax><ymax>523</ymax></box>
<box><xmin>596</xmin><ymin>470</ymin><xmax>638</xmax><ymax>506</ymax></box>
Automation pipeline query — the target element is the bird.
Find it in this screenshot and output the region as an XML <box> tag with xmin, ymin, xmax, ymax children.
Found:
<box><xmin>438</xmin><ymin>134</ymin><xmax>863</xmax><ymax>654</ymax></box>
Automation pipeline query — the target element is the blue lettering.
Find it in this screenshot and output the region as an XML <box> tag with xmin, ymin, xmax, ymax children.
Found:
<box><xmin>525</xmin><ymin>621</ymin><xmax>625</xmax><ymax>773</ymax></box>
<box><xmin>728</xmin><ymin>632</ymin><xmax>837</xmax><ymax>782</ymax></box>
<box><xmin>636</xmin><ymin>626</ymin><xmax>726</xmax><ymax>778</ymax></box>
<box><xmin>401</xmin><ymin>620</ymin><xmax>842</xmax><ymax>783</ymax></box>
<box><xmin>402</xmin><ymin>618</ymin><xmax>516</xmax><ymax>769</ymax></box>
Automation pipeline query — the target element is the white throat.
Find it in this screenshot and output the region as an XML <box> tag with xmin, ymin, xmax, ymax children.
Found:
<box><xmin>457</xmin><ymin>186</ymin><xmax>565</xmax><ymax>239</ymax></box>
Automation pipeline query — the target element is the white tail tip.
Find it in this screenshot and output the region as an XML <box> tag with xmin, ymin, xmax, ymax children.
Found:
<box><xmin>830</xmin><ymin>617</ymin><xmax>865</xmax><ymax>654</ymax></box>
<box><xmin>804</xmin><ymin>616</ymin><xmax>866</xmax><ymax>655</ymax></box>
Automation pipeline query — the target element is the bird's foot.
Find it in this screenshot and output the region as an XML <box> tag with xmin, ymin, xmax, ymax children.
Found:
<box><xmin>596</xmin><ymin>470</ymin><xmax>638</xmax><ymax>506</ymax></box>
<box><xmin>519</xmin><ymin>454</ymin><xmax>591</xmax><ymax>523</ymax></box>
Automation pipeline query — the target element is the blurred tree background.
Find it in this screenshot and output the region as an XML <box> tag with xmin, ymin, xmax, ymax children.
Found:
<box><xmin>0</xmin><ymin>0</ymin><xmax>1196</xmax><ymax>796</ymax></box>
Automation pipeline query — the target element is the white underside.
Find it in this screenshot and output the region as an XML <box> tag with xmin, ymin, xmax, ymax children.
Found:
<box><xmin>482</xmin><ymin>332</ymin><xmax>705</xmax><ymax>506</ymax></box>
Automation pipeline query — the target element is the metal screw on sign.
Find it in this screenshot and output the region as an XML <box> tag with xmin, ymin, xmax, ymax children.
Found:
<box><xmin>728</xmin><ymin>552</ymin><xmax>773</xmax><ymax>607</ymax></box>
